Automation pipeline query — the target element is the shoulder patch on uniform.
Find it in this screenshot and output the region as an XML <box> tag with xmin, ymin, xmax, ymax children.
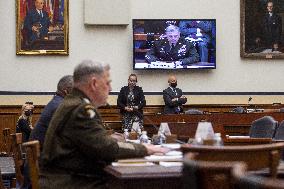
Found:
<box><xmin>117</xmin><ymin>142</ymin><xmax>135</xmax><ymax>150</ymax></box>
<box><xmin>84</xmin><ymin>105</ymin><xmax>96</xmax><ymax>119</ymax></box>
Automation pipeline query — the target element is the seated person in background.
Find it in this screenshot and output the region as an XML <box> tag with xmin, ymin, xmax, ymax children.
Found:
<box><xmin>40</xmin><ymin>60</ymin><xmax>168</xmax><ymax>189</ymax></box>
<box><xmin>29</xmin><ymin>75</ymin><xmax>73</xmax><ymax>148</ymax></box>
<box><xmin>179</xmin><ymin>20</ymin><xmax>214</xmax><ymax>62</ymax></box>
<box><xmin>117</xmin><ymin>74</ymin><xmax>146</xmax><ymax>132</ymax></box>
<box><xmin>163</xmin><ymin>75</ymin><xmax>187</xmax><ymax>114</ymax></box>
<box><xmin>16</xmin><ymin>102</ymin><xmax>34</xmax><ymax>142</ymax></box>
<box><xmin>145</xmin><ymin>25</ymin><xmax>199</xmax><ymax>65</ymax></box>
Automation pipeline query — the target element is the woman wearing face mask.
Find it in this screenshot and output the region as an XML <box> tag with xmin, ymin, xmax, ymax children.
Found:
<box><xmin>163</xmin><ymin>75</ymin><xmax>187</xmax><ymax>114</ymax></box>
<box><xmin>16</xmin><ymin>102</ymin><xmax>34</xmax><ymax>142</ymax></box>
<box><xmin>117</xmin><ymin>74</ymin><xmax>146</xmax><ymax>132</ymax></box>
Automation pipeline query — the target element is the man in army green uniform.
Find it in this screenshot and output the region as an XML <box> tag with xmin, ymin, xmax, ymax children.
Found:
<box><xmin>145</xmin><ymin>25</ymin><xmax>199</xmax><ymax>65</ymax></box>
<box><xmin>40</xmin><ymin>60</ymin><xmax>168</xmax><ymax>189</ymax></box>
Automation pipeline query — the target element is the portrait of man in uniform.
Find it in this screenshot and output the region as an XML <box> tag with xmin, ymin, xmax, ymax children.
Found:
<box><xmin>16</xmin><ymin>0</ymin><xmax>69</xmax><ymax>55</ymax></box>
<box><xmin>241</xmin><ymin>0</ymin><xmax>284</xmax><ymax>58</ymax></box>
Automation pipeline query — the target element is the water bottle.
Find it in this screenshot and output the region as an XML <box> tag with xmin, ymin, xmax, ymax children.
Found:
<box><xmin>123</xmin><ymin>129</ymin><xmax>129</xmax><ymax>140</ymax></box>
<box><xmin>158</xmin><ymin>131</ymin><xmax>166</xmax><ymax>144</ymax></box>
<box><xmin>140</xmin><ymin>131</ymin><xmax>149</xmax><ymax>143</ymax></box>
<box><xmin>214</xmin><ymin>133</ymin><xmax>223</xmax><ymax>146</ymax></box>
<box><xmin>137</xmin><ymin>128</ymin><xmax>142</xmax><ymax>136</ymax></box>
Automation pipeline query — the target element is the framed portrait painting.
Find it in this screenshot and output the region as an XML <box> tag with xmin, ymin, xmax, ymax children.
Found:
<box><xmin>16</xmin><ymin>0</ymin><xmax>69</xmax><ymax>55</ymax></box>
<box><xmin>241</xmin><ymin>0</ymin><xmax>284</xmax><ymax>59</ymax></box>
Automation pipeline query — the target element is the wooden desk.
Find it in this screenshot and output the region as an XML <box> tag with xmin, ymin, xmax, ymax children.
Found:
<box><xmin>163</xmin><ymin>122</ymin><xmax>224</xmax><ymax>142</ymax></box>
<box><xmin>223</xmin><ymin>137</ymin><xmax>273</xmax><ymax>145</ymax></box>
<box><xmin>104</xmin><ymin>159</ymin><xmax>284</xmax><ymax>189</ymax></box>
<box><xmin>143</xmin><ymin>112</ymin><xmax>284</xmax><ymax>137</ymax></box>
<box><xmin>104</xmin><ymin>165</ymin><xmax>182</xmax><ymax>189</ymax></box>
<box><xmin>181</xmin><ymin>142</ymin><xmax>284</xmax><ymax>177</ymax></box>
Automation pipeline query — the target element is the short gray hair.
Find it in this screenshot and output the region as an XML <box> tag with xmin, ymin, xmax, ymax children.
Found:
<box><xmin>165</xmin><ymin>25</ymin><xmax>180</xmax><ymax>33</ymax></box>
<box><xmin>57</xmin><ymin>75</ymin><xmax>73</xmax><ymax>92</ymax></box>
<box><xmin>73</xmin><ymin>60</ymin><xmax>110</xmax><ymax>83</ymax></box>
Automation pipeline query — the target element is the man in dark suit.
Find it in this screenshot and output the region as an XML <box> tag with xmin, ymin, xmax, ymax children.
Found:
<box><xmin>256</xmin><ymin>1</ymin><xmax>282</xmax><ymax>51</ymax></box>
<box><xmin>163</xmin><ymin>75</ymin><xmax>187</xmax><ymax>114</ymax></box>
<box><xmin>23</xmin><ymin>0</ymin><xmax>52</xmax><ymax>44</ymax></box>
<box><xmin>117</xmin><ymin>74</ymin><xmax>146</xmax><ymax>131</ymax></box>
<box><xmin>29</xmin><ymin>75</ymin><xmax>73</xmax><ymax>148</ymax></box>
<box><xmin>145</xmin><ymin>25</ymin><xmax>199</xmax><ymax>65</ymax></box>
<box><xmin>263</xmin><ymin>1</ymin><xmax>282</xmax><ymax>50</ymax></box>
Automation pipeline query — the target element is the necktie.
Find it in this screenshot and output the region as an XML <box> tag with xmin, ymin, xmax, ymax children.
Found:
<box><xmin>172</xmin><ymin>88</ymin><xmax>177</xmax><ymax>95</ymax></box>
<box><xmin>172</xmin><ymin>88</ymin><xmax>180</xmax><ymax>113</ymax></box>
<box><xmin>170</xmin><ymin>44</ymin><xmax>175</xmax><ymax>53</ymax></box>
<box><xmin>40</xmin><ymin>10</ymin><xmax>43</xmax><ymax>17</ymax></box>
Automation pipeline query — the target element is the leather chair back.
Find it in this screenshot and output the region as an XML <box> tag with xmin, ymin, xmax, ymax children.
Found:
<box><xmin>249</xmin><ymin>116</ymin><xmax>277</xmax><ymax>138</ymax></box>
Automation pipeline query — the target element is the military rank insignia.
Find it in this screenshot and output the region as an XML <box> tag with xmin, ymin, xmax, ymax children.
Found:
<box><xmin>178</xmin><ymin>45</ymin><xmax>187</xmax><ymax>54</ymax></box>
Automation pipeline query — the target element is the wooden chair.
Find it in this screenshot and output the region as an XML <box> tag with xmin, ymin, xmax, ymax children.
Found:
<box><xmin>181</xmin><ymin>142</ymin><xmax>284</xmax><ymax>177</ymax></box>
<box><xmin>10</xmin><ymin>133</ymin><xmax>24</xmax><ymax>187</ymax></box>
<box><xmin>23</xmin><ymin>141</ymin><xmax>40</xmax><ymax>189</ymax></box>
<box><xmin>183</xmin><ymin>159</ymin><xmax>246</xmax><ymax>189</ymax></box>
<box><xmin>2</xmin><ymin>128</ymin><xmax>11</xmax><ymax>155</ymax></box>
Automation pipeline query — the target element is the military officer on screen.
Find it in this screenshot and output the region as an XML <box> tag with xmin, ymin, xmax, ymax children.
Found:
<box><xmin>145</xmin><ymin>25</ymin><xmax>199</xmax><ymax>65</ymax></box>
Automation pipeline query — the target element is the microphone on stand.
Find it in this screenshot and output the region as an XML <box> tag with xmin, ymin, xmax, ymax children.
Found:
<box><xmin>247</xmin><ymin>96</ymin><xmax>257</xmax><ymax>113</ymax></box>
<box><xmin>248</xmin><ymin>96</ymin><xmax>252</xmax><ymax>104</ymax></box>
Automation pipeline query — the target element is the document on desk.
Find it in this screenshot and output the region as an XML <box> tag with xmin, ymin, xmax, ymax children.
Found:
<box><xmin>144</xmin><ymin>154</ymin><xmax>183</xmax><ymax>162</ymax></box>
<box><xmin>112</xmin><ymin>162</ymin><xmax>155</xmax><ymax>167</ymax></box>
<box><xmin>159</xmin><ymin>161</ymin><xmax>183</xmax><ymax>167</ymax></box>
<box><xmin>227</xmin><ymin>136</ymin><xmax>250</xmax><ymax>139</ymax></box>
<box><xmin>161</xmin><ymin>143</ymin><xmax>181</xmax><ymax>150</ymax></box>
<box><xmin>117</xmin><ymin>152</ymin><xmax>183</xmax><ymax>163</ymax></box>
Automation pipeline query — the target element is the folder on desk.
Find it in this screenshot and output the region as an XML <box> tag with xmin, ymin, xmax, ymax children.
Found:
<box><xmin>144</xmin><ymin>155</ymin><xmax>183</xmax><ymax>162</ymax></box>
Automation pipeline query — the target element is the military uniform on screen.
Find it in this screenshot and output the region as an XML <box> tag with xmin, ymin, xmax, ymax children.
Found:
<box><xmin>40</xmin><ymin>88</ymin><xmax>147</xmax><ymax>189</ymax></box>
<box><xmin>145</xmin><ymin>37</ymin><xmax>199</xmax><ymax>65</ymax></box>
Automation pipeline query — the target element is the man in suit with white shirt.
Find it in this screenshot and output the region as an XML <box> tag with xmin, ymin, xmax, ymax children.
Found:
<box><xmin>255</xmin><ymin>1</ymin><xmax>282</xmax><ymax>51</ymax></box>
<box><xmin>163</xmin><ymin>75</ymin><xmax>187</xmax><ymax>114</ymax></box>
<box><xmin>23</xmin><ymin>0</ymin><xmax>52</xmax><ymax>45</ymax></box>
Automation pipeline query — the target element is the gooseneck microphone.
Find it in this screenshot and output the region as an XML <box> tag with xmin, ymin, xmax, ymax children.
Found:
<box><xmin>248</xmin><ymin>96</ymin><xmax>252</xmax><ymax>103</ymax></box>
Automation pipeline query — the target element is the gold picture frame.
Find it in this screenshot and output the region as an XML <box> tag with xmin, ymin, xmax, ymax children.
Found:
<box><xmin>240</xmin><ymin>0</ymin><xmax>284</xmax><ymax>59</ymax></box>
<box><xmin>16</xmin><ymin>0</ymin><xmax>69</xmax><ymax>55</ymax></box>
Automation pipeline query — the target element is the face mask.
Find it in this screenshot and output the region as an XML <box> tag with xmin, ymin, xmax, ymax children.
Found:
<box><xmin>128</xmin><ymin>79</ymin><xmax>137</xmax><ymax>88</ymax></box>
<box><xmin>170</xmin><ymin>82</ymin><xmax>177</xmax><ymax>88</ymax></box>
<box><xmin>24</xmin><ymin>110</ymin><xmax>32</xmax><ymax>117</ymax></box>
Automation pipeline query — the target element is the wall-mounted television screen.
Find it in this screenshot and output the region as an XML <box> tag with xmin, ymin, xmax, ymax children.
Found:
<box><xmin>133</xmin><ymin>19</ymin><xmax>216</xmax><ymax>70</ymax></box>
